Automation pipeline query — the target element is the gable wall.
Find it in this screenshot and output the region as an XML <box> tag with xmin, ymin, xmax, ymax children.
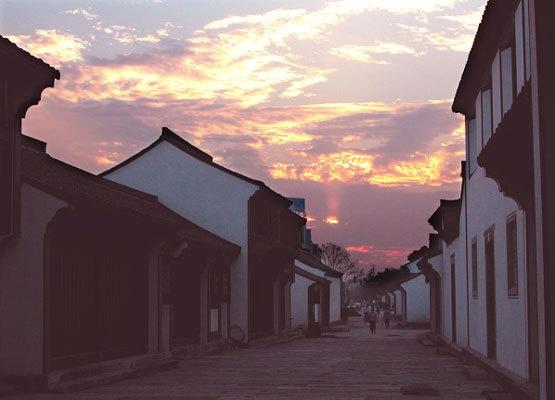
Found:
<box><xmin>105</xmin><ymin>141</ymin><xmax>258</xmax><ymax>334</ymax></box>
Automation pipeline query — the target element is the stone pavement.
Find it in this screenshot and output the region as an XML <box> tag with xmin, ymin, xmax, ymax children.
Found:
<box><xmin>6</xmin><ymin>318</ymin><xmax>501</xmax><ymax>399</ymax></box>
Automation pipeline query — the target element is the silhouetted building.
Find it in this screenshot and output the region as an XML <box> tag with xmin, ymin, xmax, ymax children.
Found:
<box><xmin>0</xmin><ymin>36</ymin><xmax>239</xmax><ymax>388</ymax></box>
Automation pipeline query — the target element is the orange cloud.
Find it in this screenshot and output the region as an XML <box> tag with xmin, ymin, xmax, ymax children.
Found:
<box><xmin>270</xmin><ymin>151</ymin><xmax>375</xmax><ymax>183</ymax></box>
<box><xmin>349</xmin><ymin>245</ymin><xmax>414</xmax><ymax>267</ymax></box>
<box><xmin>369</xmin><ymin>150</ymin><xmax>458</xmax><ymax>187</ymax></box>
<box><xmin>324</xmin><ymin>216</ymin><xmax>340</xmax><ymax>225</ymax></box>
<box><xmin>7</xmin><ymin>29</ymin><xmax>89</xmax><ymax>66</ymax></box>
<box><xmin>346</xmin><ymin>245</ymin><xmax>374</xmax><ymax>253</ymax></box>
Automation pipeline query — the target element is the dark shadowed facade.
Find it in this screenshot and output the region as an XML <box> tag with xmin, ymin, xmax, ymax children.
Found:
<box><xmin>0</xmin><ymin>36</ymin><xmax>240</xmax><ymax>386</ymax></box>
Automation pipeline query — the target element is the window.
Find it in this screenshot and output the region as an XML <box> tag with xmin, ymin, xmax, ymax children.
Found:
<box><xmin>491</xmin><ymin>52</ymin><xmax>502</xmax><ymax>130</ymax></box>
<box><xmin>467</xmin><ymin>118</ymin><xmax>478</xmax><ymax>174</ymax></box>
<box><xmin>472</xmin><ymin>237</ymin><xmax>478</xmax><ymax>298</ymax></box>
<box><xmin>475</xmin><ymin>93</ymin><xmax>482</xmax><ymax>153</ymax></box>
<box><xmin>481</xmin><ymin>88</ymin><xmax>493</xmax><ymax>145</ymax></box>
<box><xmin>506</xmin><ymin>214</ymin><xmax>519</xmax><ymax>297</ymax></box>
<box><xmin>514</xmin><ymin>1</ymin><xmax>525</xmax><ymax>92</ymax></box>
<box><xmin>500</xmin><ymin>47</ymin><xmax>514</xmax><ymax>115</ymax></box>
<box><xmin>524</xmin><ymin>0</ymin><xmax>531</xmax><ymax>80</ymax></box>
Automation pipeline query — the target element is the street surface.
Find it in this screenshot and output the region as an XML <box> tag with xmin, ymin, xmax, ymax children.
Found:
<box><xmin>7</xmin><ymin>318</ymin><xmax>501</xmax><ymax>399</ymax></box>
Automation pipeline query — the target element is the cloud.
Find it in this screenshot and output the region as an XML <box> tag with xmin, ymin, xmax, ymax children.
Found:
<box><xmin>347</xmin><ymin>244</ymin><xmax>414</xmax><ymax>267</ymax></box>
<box><xmin>396</xmin><ymin>6</ymin><xmax>484</xmax><ymax>53</ymax></box>
<box><xmin>6</xmin><ymin>29</ymin><xmax>89</xmax><ymax>66</ymax></box>
<box><xmin>346</xmin><ymin>245</ymin><xmax>373</xmax><ymax>253</ymax></box>
<box><xmin>64</xmin><ymin>7</ymin><xmax>97</xmax><ymax>20</ymax></box>
<box><xmin>438</xmin><ymin>9</ymin><xmax>484</xmax><ymax>31</ymax></box>
<box><xmin>330</xmin><ymin>42</ymin><xmax>423</xmax><ymax>64</ymax></box>
<box><xmin>39</xmin><ymin>0</ymin><xmax>464</xmax><ymax>108</ymax></box>
<box><xmin>25</xmin><ymin>94</ymin><xmax>463</xmax><ymax>190</ymax></box>
<box><xmin>324</xmin><ymin>216</ymin><xmax>340</xmax><ymax>225</ymax></box>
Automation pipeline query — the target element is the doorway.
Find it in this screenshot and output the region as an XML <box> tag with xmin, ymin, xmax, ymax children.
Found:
<box><xmin>485</xmin><ymin>228</ymin><xmax>497</xmax><ymax>359</ymax></box>
<box><xmin>450</xmin><ymin>254</ymin><xmax>457</xmax><ymax>343</ymax></box>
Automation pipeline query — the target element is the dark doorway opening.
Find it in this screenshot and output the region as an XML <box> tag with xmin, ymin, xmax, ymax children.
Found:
<box><xmin>485</xmin><ymin>228</ymin><xmax>497</xmax><ymax>359</ymax></box>
<box><xmin>450</xmin><ymin>254</ymin><xmax>457</xmax><ymax>343</ymax></box>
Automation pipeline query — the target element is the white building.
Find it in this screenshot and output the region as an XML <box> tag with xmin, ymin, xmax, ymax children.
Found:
<box><xmin>294</xmin><ymin>250</ymin><xmax>344</xmax><ymax>326</ymax></box>
<box><xmin>102</xmin><ymin>127</ymin><xmax>305</xmax><ymax>341</ymax></box>
<box><xmin>445</xmin><ymin>0</ymin><xmax>533</xmax><ymax>385</ymax></box>
<box><xmin>291</xmin><ymin>266</ymin><xmax>329</xmax><ymax>331</ymax></box>
<box><xmin>400</xmin><ymin>260</ymin><xmax>430</xmax><ymax>324</ymax></box>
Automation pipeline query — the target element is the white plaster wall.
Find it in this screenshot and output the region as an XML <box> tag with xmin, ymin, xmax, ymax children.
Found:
<box><xmin>466</xmin><ymin>166</ymin><xmax>528</xmax><ymax>379</ymax></box>
<box><xmin>441</xmin><ymin>241</ymin><xmax>453</xmax><ymax>342</ymax></box>
<box><xmin>394</xmin><ymin>290</ymin><xmax>403</xmax><ymax>317</ymax></box>
<box><xmin>0</xmin><ymin>184</ymin><xmax>66</xmax><ymax>375</ymax></box>
<box><xmin>329</xmin><ymin>277</ymin><xmax>342</xmax><ymax>322</ymax></box>
<box><xmin>295</xmin><ymin>260</ymin><xmax>341</xmax><ymax>323</ymax></box>
<box><xmin>290</xmin><ymin>274</ymin><xmax>313</xmax><ymax>330</ymax></box>
<box><xmin>406</xmin><ymin>259</ymin><xmax>420</xmax><ymax>273</ymax></box>
<box><xmin>429</xmin><ymin>253</ymin><xmax>443</xmax><ymax>274</ymax></box>
<box><xmin>401</xmin><ymin>275</ymin><xmax>429</xmax><ymax>323</ymax></box>
<box><xmin>441</xmin><ymin>236</ymin><xmax>469</xmax><ymax>346</ymax></box>
<box><xmin>456</xmin><ymin>190</ymin><xmax>470</xmax><ymax>347</ymax></box>
<box><xmin>294</xmin><ymin>259</ymin><xmax>325</xmax><ymax>278</ymax></box>
<box><xmin>105</xmin><ymin>141</ymin><xmax>258</xmax><ymax>335</ymax></box>
<box><xmin>440</xmin><ymin>189</ymin><xmax>470</xmax><ymax>348</ymax></box>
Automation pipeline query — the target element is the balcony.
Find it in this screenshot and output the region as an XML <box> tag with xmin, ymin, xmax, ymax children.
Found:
<box><xmin>478</xmin><ymin>82</ymin><xmax>533</xmax><ymax>211</ymax></box>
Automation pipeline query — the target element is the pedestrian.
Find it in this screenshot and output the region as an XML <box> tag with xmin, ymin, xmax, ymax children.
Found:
<box><xmin>363</xmin><ymin>305</ymin><xmax>370</xmax><ymax>326</ymax></box>
<box><xmin>368</xmin><ymin>307</ymin><xmax>378</xmax><ymax>334</ymax></box>
<box><xmin>384</xmin><ymin>308</ymin><xmax>391</xmax><ymax>329</ymax></box>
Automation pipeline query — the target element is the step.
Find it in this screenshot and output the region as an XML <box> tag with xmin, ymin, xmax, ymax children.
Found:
<box><xmin>481</xmin><ymin>390</ymin><xmax>518</xmax><ymax>400</ymax></box>
<box><xmin>400</xmin><ymin>383</ymin><xmax>440</xmax><ymax>396</ymax></box>
<box><xmin>47</xmin><ymin>358</ymin><xmax>179</xmax><ymax>393</ymax></box>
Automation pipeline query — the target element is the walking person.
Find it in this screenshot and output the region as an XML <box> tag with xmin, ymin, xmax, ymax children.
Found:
<box><xmin>363</xmin><ymin>304</ymin><xmax>370</xmax><ymax>326</ymax></box>
<box><xmin>368</xmin><ymin>307</ymin><xmax>378</xmax><ymax>334</ymax></box>
<box><xmin>384</xmin><ymin>307</ymin><xmax>391</xmax><ymax>329</ymax></box>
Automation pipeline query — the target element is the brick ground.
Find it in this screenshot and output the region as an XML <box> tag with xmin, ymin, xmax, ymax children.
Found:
<box><xmin>7</xmin><ymin>318</ymin><xmax>501</xmax><ymax>399</ymax></box>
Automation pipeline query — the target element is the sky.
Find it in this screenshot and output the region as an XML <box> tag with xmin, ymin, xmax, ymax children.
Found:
<box><xmin>1</xmin><ymin>0</ymin><xmax>485</xmax><ymax>270</ymax></box>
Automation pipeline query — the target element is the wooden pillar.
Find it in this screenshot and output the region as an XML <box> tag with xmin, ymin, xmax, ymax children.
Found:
<box><xmin>221</xmin><ymin>302</ymin><xmax>230</xmax><ymax>339</ymax></box>
<box><xmin>400</xmin><ymin>287</ymin><xmax>407</xmax><ymax>322</ymax></box>
<box><xmin>530</xmin><ymin>0</ymin><xmax>555</xmax><ymax>397</ymax></box>
<box><xmin>273</xmin><ymin>278</ymin><xmax>280</xmax><ymax>336</ymax></box>
<box><xmin>200</xmin><ymin>268</ymin><xmax>209</xmax><ymax>344</ymax></box>
<box><xmin>148</xmin><ymin>246</ymin><xmax>161</xmax><ymax>353</ymax></box>
<box><xmin>284</xmin><ymin>282</ymin><xmax>292</xmax><ymax>331</ymax></box>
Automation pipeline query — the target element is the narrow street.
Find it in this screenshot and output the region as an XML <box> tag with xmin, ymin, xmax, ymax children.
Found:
<box><xmin>8</xmin><ymin>318</ymin><xmax>501</xmax><ymax>400</ymax></box>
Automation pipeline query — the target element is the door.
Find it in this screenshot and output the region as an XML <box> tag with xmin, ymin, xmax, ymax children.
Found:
<box><xmin>170</xmin><ymin>256</ymin><xmax>201</xmax><ymax>347</ymax></box>
<box><xmin>450</xmin><ymin>254</ymin><xmax>457</xmax><ymax>343</ymax></box>
<box><xmin>278</xmin><ymin>279</ymin><xmax>286</xmax><ymax>331</ymax></box>
<box><xmin>308</xmin><ymin>284</ymin><xmax>320</xmax><ymax>323</ymax></box>
<box><xmin>485</xmin><ymin>228</ymin><xmax>497</xmax><ymax>359</ymax></box>
<box><xmin>46</xmin><ymin>211</ymin><xmax>149</xmax><ymax>371</ymax></box>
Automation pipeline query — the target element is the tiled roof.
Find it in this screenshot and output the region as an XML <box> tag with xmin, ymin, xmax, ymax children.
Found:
<box><xmin>296</xmin><ymin>249</ymin><xmax>343</xmax><ymax>278</ymax></box>
<box><xmin>294</xmin><ymin>266</ymin><xmax>330</xmax><ymax>285</ymax></box>
<box><xmin>452</xmin><ymin>0</ymin><xmax>520</xmax><ymax>114</ymax></box>
<box><xmin>0</xmin><ymin>35</ymin><xmax>60</xmax><ymax>79</ymax></box>
<box><xmin>21</xmin><ymin>136</ymin><xmax>240</xmax><ymax>255</ymax></box>
<box><xmin>100</xmin><ymin>127</ymin><xmax>293</xmax><ymax>207</ymax></box>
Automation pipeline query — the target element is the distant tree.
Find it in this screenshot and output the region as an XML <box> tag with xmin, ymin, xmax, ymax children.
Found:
<box><xmin>320</xmin><ymin>242</ymin><xmax>355</xmax><ymax>279</ymax></box>
<box><xmin>362</xmin><ymin>265</ymin><xmax>410</xmax><ymax>284</ymax></box>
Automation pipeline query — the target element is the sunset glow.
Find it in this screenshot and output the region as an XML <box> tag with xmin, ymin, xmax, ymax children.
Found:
<box><xmin>8</xmin><ymin>0</ymin><xmax>485</xmax><ymax>267</ymax></box>
<box><xmin>324</xmin><ymin>216</ymin><xmax>340</xmax><ymax>225</ymax></box>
